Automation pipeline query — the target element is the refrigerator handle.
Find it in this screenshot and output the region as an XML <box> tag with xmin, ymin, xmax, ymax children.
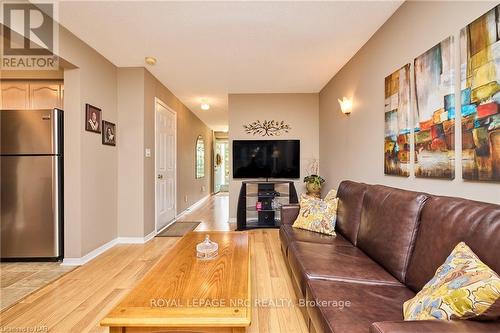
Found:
<box><xmin>52</xmin><ymin>109</ymin><xmax>64</xmax><ymax>155</ymax></box>
<box><xmin>53</xmin><ymin>156</ymin><xmax>60</xmax><ymax>257</ymax></box>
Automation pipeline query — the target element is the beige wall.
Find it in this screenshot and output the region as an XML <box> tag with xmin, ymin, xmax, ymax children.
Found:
<box><xmin>59</xmin><ymin>26</ymin><xmax>118</xmax><ymax>257</ymax></box>
<box><xmin>62</xmin><ymin>33</ymin><xmax>212</xmax><ymax>250</ymax></box>
<box><xmin>117</xmin><ymin>68</ymin><xmax>145</xmax><ymax>237</ymax></box>
<box><xmin>62</xmin><ymin>67</ymin><xmax>82</xmax><ymax>257</ymax></box>
<box><xmin>116</xmin><ymin>68</ymin><xmax>213</xmax><ymax>238</ymax></box>
<box><xmin>2</xmin><ymin>22</ymin><xmax>212</xmax><ymax>255</ymax></box>
<box><xmin>319</xmin><ymin>1</ymin><xmax>500</xmax><ymax>204</ymax></box>
<box><xmin>228</xmin><ymin>93</ymin><xmax>319</xmax><ymax>219</ymax></box>
<box><xmin>144</xmin><ymin>70</ymin><xmax>213</xmax><ymax>229</ymax></box>
<box><xmin>215</xmin><ymin>131</ymin><xmax>229</xmax><ymax>140</ymax></box>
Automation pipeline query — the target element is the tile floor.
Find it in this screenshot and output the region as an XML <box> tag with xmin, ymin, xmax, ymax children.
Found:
<box><xmin>0</xmin><ymin>262</ymin><xmax>74</xmax><ymax>311</ymax></box>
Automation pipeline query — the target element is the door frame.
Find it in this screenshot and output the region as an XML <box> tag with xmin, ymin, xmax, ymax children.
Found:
<box><xmin>213</xmin><ymin>138</ymin><xmax>229</xmax><ymax>193</ymax></box>
<box><xmin>154</xmin><ymin>97</ymin><xmax>177</xmax><ymax>233</ymax></box>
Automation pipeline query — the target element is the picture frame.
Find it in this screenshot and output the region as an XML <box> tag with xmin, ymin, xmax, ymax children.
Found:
<box><xmin>85</xmin><ymin>104</ymin><xmax>102</xmax><ymax>133</ymax></box>
<box><xmin>102</xmin><ymin>120</ymin><xmax>116</xmax><ymax>146</ymax></box>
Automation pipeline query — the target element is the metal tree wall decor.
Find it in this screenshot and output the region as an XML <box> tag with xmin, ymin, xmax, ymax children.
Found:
<box><xmin>243</xmin><ymin>120</ymin><xmax>291</xmax><ymax>136</ymax></box>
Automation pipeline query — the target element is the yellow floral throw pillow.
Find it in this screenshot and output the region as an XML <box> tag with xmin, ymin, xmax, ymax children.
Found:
<box><xmin>292</xmin><ymin>190</ymin><xmax>338</xmax><ymax>236</ymax></box>
<box><xmin>403</xmin><ymin>242</ymin><xmax>500</xmax><ymax>321</ymax></box>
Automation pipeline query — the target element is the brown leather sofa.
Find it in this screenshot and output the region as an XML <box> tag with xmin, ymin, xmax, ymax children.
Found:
<box><xmin>279</xmin><ymin>180</ymin><xmax>500</xmax><ymax>333</ymax></box>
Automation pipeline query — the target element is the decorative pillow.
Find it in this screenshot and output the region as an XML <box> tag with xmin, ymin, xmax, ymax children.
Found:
<box><xmin>403</xmin><ymin>242</ymin><xmax>500</xmax><ymax>321</ymax></box>
<box><xmin>292</xmin><ymin>190</ymin><xmax>338</xmax><ymax>235</ymax></box>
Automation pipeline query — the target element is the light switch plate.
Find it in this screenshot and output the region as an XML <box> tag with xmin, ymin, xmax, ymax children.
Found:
<box><xmin>145</xmin><ymin>148</ymin><xmax>151</xmax><ymax>157</ymax></box>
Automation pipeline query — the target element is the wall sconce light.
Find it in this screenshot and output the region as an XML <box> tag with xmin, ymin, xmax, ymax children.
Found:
<box><xmin>338</xmin><ymin>97</ymin><xmax>353</xmax><ymax>115</ymax></box>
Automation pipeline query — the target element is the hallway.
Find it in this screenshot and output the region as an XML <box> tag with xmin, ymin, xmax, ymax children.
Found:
<box><xmin>177</xmin><ymin>192</ymin><xmax>234</xmax><ymax>231</ymax></box>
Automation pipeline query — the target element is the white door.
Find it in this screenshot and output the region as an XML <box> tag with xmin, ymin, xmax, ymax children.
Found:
<box><xmin>155</xmin><ymin>99</ymin><xmax>176</xmax><ymax>231</ymax></box>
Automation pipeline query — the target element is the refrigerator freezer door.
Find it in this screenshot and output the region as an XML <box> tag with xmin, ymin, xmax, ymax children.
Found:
<box><xmin>1</xmin><ymin>155</ymin><xmax>60</xmax><ymax>258</ymax></box>
<box><xmin>0</xmin><ymin>109</ymin><xmax>59</xmax><ymax>155</ymax></box>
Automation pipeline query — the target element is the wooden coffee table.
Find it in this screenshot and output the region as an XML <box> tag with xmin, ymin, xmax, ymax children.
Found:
<box><xmin>101</xmin><ymin>231</ymin><xmax>251</xmax><ymax>333</ymax></box>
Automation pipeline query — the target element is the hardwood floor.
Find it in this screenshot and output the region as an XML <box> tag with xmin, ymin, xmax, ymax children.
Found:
<box><xmin>0</xmin><ymin>194</ymin><xmax>307</xmax><ymax>333</ymax></box>
<box><xmin>179</xmin><ymin>192</ymin><xmax>235</xmax><ymax>231</ymax></box>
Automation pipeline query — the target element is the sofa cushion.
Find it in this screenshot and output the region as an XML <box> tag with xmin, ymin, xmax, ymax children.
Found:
<box><xmin>288</xmin><ymin>241</ymin><xmax>401</xmax><ymax>296</ymax></box>
<box><xmin>357</xmin><ymin>185</ymin><xmax>429</xmax><ymax>283</ymax></box>
<box><xmin>279</xmin><ymin>225</ymin><xmax>353</xmax><ymax>256</ymax></box>
<box><xmin>406</xmin><ymin>196</ymin><xmax>500</xmax><ymax>292</ymax></box>
<box><xmin>306</xmin><ymin>279</ymin><xmax>415</xmax><ymax>333</ymax></box>
<box><xmin>292</xmin><ymin>191</ymin><xmax>339</xmax><ymax>235</ymax></box>
<box><xmin>404</xmin><ymin>242</ymin><xmax>500</xmax><ymax>321</ymax></box>
<box><xmin>336</xmin><ymin>180</ymin><xmax>368</xmax><ymax>245</ymax></box>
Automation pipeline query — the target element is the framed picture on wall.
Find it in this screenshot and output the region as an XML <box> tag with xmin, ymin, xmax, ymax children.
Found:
<box><xmin>413</xmin><ymin>36</ymin><xmax>455</xmax><ymax>179</ymax></box>
<box><xmin>384</xmin><ymin>64</ymin><xmax>411</xmax><ymax>177</ymax></box>
<box><xmin>460</xmin><ymin>5</ymin><xmax>500</xmax><ymax>182</ymax></box>
<box><xmin>85</xmin><ymin>104</ymin><xmax>102</xmax><ymax>133</ymax></box>
<box><xmin>102</xmin><ymin>121</ymin><xmax>116</xmax><ymax>146</ymax></box>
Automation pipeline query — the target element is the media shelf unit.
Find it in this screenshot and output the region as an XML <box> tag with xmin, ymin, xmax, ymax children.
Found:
<box><xmin>236</xmin><ymin>180</ymin><xmax>298</xmax><ymax>231</ymax></box>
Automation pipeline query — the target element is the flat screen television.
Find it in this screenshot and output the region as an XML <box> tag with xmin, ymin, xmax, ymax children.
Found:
<box><xmin>233</xmin><ymin>140</ymin><xmax>300</xmax><ymax>179</ymax></box>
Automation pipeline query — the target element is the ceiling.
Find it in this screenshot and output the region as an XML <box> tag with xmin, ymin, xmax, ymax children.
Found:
<box><xmin>57</xmin><ymin>1</ymin><xmax>402</xmax><ymax>131</ymax></box>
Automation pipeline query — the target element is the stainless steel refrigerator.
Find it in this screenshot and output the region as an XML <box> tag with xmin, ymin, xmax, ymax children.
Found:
<box><xmin>1</xmin><ymin>109</ymin><xmax>63</xmax><ymax>260</ymax></box>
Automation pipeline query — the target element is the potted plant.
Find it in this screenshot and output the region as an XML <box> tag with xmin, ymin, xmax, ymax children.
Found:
<box><xmin>304</xmin><ymin>160</ymin><xmax>325</xmax><ymax>198</ymax></box>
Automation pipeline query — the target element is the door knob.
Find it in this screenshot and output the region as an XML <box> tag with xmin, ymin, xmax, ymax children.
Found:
<box><xmin>157</xmin><ymin>174</ymin><xmax>163</xmax><ymax>179</ymax></box>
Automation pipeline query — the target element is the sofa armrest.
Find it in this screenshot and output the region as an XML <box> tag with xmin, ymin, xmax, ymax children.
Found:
<box><xmin>281</xmin><ymin>204</ymin><xmax>300</xmax><ymax>225</ymax></box>
<box><xmin>371</xmin><ymin>320</ymin><xmax>500</xmax><ymax>333</ymax></box>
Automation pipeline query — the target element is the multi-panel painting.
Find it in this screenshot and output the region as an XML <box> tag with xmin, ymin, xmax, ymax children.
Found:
<box><xmin>460</xmin><ymin>5</ymin><xmax>500</xmax><ymax>181</ymax></box>
<box><xmin>414</xmin><ymin>37</ymin><xmax>455</xmax><ymax>179</ymax></box>
<box><xmin>384</xmin><ymin>64</ymin><xmax>411</xmax><ymax>177</ymax></box>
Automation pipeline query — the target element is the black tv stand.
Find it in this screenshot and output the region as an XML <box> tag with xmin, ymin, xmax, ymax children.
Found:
<box><xmin>236</xmin><ymin>180</ymin><xmax>299</xmax><ymax>231</ymax></box>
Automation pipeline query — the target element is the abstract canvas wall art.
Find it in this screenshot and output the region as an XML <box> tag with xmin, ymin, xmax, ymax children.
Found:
<box><xmin>460</xmin><ymin>5</ymin><xmax>500</xmax><ymax>182</ymax></box>
<box><xmin>384</xmin><ymin>64</ymin><xmax>411</xmax><ymax>177</ymax></box>
<box><xmin>414</xmin><ymin>37</ymin><xmax>455</xmax><ymax>179</ymax></box>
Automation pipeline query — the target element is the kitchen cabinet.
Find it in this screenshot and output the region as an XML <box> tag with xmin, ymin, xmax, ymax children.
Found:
<box><xmin>1</xmin><ymin>82</ymin><xmax>30</xmax><ymax>110</ymax></box>
<box><xmin>1</xmin><ymin>80</ymin><xmax>63</xmax><ymax>110</ymax></box>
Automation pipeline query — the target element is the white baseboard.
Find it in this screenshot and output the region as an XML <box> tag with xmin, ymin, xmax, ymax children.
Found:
<box><xmin>62</xmin><ymin>238</ymin><xmax>118</xmax><ymax>266</ymax></box>
<box><xmin>156</xmin><ymin>194</ymin><xmax>211</xmax><ymax>234</ymax></box>
<box><xmin>175</xmin><ymin>195</ymin><xmax>210</xmax><ymax>220</ymax></box>
<box><xmin>116</xmin><ymin>230</ymin><xmax>156</xmax><ymax>244</ymax></box>
<box><xmin>156</xmin><ymin>196</ymin><xmax>209</xmax><ymax>236</ymax></box>
<box><xmin>62</xmin><ymin>196</ymin><xmax>211</xmax><ymax>267</ymax></box>
<box><xmin>62</xmin><ymin>230</ymin><xmax>157</xmax><ymax>266</ymax></box>
<box><xmin>143</xmin><ymin>230</ymin><xmax>156</xmax><ymax>243</ymax></box>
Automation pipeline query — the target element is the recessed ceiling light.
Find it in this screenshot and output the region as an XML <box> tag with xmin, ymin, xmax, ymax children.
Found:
<box><xmin>145</xmin><ymin>56</ymin><xmax>157</xmax><ymax>65</ymax></box>
<box><xmin>201</xmin><ymin>103</ymin><xmax>210</xmax><ymax>110</ymax></box>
